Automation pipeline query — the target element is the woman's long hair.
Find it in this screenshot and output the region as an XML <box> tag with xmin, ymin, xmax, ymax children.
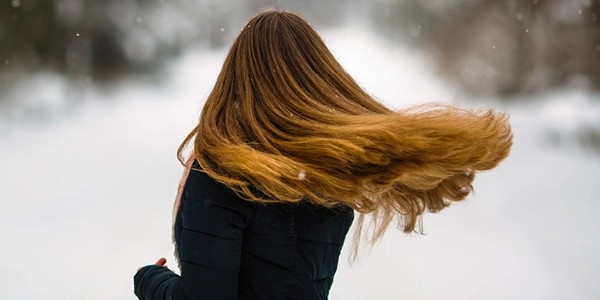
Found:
<box><xmin>177</xmin><ymin>10</ymin><xmax>512</xmax><ymax>244</ymax></box>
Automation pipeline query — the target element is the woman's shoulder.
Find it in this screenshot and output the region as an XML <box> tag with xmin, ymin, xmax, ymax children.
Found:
<box><xmin>185</xmin><ymin>159</ymin><xmax>353</xmax><ymax>225</ymax></box>
<box><xmin>187</xmin><ymin>159</ymin><xmax>235</xmax><ymax>192</ymax></box>
<box><xmin>184</xmin><ymin>160</ymin><xmax>257</xmax><ymax>221</ymax></box>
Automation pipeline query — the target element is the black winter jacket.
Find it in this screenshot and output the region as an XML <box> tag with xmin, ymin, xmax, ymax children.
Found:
<box><xmin>134</xmin><ymin>161</ymin><xmax>354</xmax><ymax>299</ymax></box>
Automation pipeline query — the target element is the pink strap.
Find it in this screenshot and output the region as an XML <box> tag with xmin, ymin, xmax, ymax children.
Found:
<box><xmin>172</xmin><ymin>155</ymin><xmax>196</xmax><ymax>223</ymax></box>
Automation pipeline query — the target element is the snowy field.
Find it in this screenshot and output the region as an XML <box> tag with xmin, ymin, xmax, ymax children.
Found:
<box><xmin>1</xmin><ymin>27</ymin><xmax>599</xmax><ymax>300</ymax></box>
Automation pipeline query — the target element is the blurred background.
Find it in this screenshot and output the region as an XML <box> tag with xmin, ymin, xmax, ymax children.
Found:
<box><xmin>1</xmin><ymin>0</ymin><xmax>599</xmax><ymax>299</ymax></box>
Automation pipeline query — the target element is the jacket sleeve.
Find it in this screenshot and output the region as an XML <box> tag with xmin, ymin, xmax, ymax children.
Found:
<box><xmin>134</xmin><ymin>167</ymin><xmax>256</xmax><ymax>300</ymax></box>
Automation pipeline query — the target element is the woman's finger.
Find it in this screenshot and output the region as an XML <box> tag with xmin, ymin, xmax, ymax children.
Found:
<box><xmin>155</xmin><ymin>257</ymin><xmax>167</xmax><ymax>266</ymax></box>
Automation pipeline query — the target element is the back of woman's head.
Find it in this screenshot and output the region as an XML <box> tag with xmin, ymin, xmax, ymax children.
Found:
<box><xmin>203</xmin><ymin>10</ymin><xmax>388</xmax><ymax>129</ymax></box>
<box><xmin>178</xmin><ymin>9</ymin><xmax>512</xmax><ymax>244</ymax></box>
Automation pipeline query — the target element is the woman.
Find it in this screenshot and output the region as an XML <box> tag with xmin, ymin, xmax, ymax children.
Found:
<box><xmin>133</xmin><ymin>9</ymin><xmax>512</xmax><ymax>300</ymax></box>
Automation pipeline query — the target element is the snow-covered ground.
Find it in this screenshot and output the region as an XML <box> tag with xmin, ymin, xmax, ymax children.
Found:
<box><xmin>1</xmin><ymin>27</ymin><xmax>599</xmax><ymax>300</ymax></box>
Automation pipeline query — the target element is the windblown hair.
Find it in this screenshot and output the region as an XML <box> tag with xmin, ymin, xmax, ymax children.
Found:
<box><xmin>177</xmin><ymin>10</ymin><xmax>512</xmax><ymax>243</ymax></box>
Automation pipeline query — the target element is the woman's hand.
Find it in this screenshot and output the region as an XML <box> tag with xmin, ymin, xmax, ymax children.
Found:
<box><xmin>137</xmin><ymin>257</ymin><xmax>167</xmax><ymax>271</ymax></box>
<box><xmin>154</xmin><ymin>257</ymin><xmax>167</xmax><ymax>267</ymax></box>
<box><xmin>133</xmin><ymin>257</ymin><xmax>176</xmax><ymax>299</ymax></box>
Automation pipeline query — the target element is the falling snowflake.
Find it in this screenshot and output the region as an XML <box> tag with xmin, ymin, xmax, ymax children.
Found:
<box><xmin>297</xmin><ymin>170</ymin><xmax>306</xmax><ymax>180</ymax></box>
<box><xmin>516</xmin><ymin>12</ymin><xmax>524</xmax><ymax>21</ymax></box>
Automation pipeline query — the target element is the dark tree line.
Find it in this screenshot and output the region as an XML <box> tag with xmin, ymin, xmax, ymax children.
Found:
<box><xmin>1</xmin><ymin>0</ymin><xmax>201</xmax><ymax>82</ymax></box>
<box><xmin>1</xmin><ymin>0</ymin><xmax>598</xmax><ymax>99</ymax></box>
<box><xmin>0</xmin><ymin>0</ymin><xmax>350</xmax><ymax>86</ymax></box>
<box><xmin>369</xmin><ymin>0</ymin><xmax>600</xmax><ymax>97</ymax></box>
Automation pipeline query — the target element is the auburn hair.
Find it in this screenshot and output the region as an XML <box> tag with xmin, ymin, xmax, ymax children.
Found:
<box><xmin>177</xmin><ymin>10</ymin><xmax>512</xmax><ymax>243</ymax></box>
